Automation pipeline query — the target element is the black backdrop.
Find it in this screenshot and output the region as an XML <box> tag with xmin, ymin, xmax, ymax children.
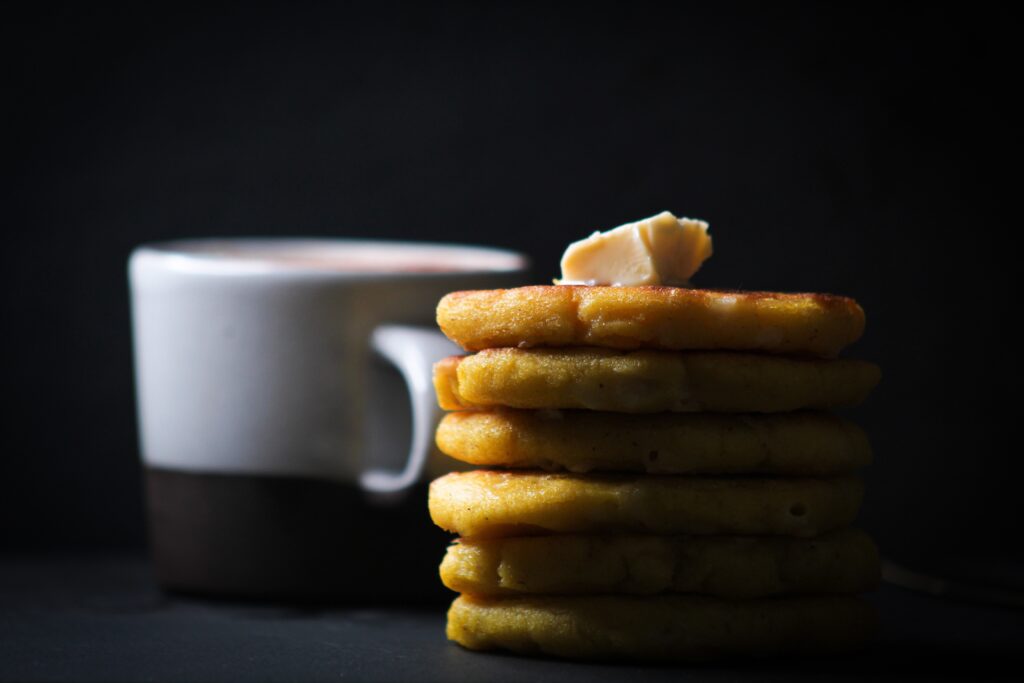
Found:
<box><xmin>5</xmin><ymin>3</ymin><xmax>1020</xmax><ymax>570</ymax></box>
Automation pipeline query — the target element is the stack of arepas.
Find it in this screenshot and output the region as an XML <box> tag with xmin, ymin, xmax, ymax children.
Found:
<box><xmin>429</xmin><ymin>284</ymin><xmax>881</xmax><ymax>662</ymax></box>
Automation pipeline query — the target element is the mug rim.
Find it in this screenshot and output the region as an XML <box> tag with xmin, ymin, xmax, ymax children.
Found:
<box><xmin>130</xmin><ymin>237</ymin><xmax>529</xmax><ymax>280</ymax></box>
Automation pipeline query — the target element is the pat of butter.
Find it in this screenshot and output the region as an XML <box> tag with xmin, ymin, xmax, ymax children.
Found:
<box><xmin>557</xmin><ymin>211</ymin><xmax>712</xmax><ymax>286</ymax></box>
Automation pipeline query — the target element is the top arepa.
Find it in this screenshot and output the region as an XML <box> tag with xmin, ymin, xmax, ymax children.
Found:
<box><xmin>438</xmin><ymin>212</ymin><xmax>865</xmax><ymax>357</ymax></box>
<box><xmin>436</xmin><ymin>286</ymin><xmax>865</xmax><ymax>358</ymax></box>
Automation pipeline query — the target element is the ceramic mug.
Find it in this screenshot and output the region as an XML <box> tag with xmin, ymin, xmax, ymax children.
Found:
<box><xmin>129</xmin><ymin>238</ymin><xmax>528</xmax><ymax>602</ymax></box>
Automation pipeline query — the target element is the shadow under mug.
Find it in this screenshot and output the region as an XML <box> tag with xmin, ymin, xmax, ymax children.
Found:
<box><xmin>129</xmin><ymin>239</ymin><xmax>529</xmax><ymax>603</ymax></box>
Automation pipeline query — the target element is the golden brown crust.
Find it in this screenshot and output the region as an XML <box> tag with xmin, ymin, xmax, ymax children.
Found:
<box><xmin>447</xmin><ymin>593</ymin><xmax>877</xmax><ymax>661</ymax></box>
<box><xmin>436</xmin><ymin>409</ymin><xmax>871</xmax><ymax>475</ymax></box>
<box><xmin>432</xmin><ymin>356</ymin><xmax>464</xmax><ymax>413</ymax></box>
<box><xmin>433</xmin><ymin>348</ymin><xmax>880</xmax><ymax>413</ymax></box>
<box><xmin>428</xmin><ymin>470</ymin><xmax>863</xmax><ymax>538</ymax></box>
<box><xmin>437</xmin><ymin>286</ymin><xmax>865</xmax><ymax>357</ymax></box>
<box><xmin>440</xmin><ymin>528</ymin><xmax>881</xmax><ymax>598</ymax></box>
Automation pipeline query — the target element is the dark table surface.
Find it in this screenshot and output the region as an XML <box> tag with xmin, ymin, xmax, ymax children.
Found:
<box><xmin>1</xmin><ymin>554</ymin><xmax>1021</xmax><ymax>682</ymax></box>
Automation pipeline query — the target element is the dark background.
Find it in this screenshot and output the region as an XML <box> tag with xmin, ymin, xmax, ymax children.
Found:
<box><xmin>4</xmin><ymin>2</ymin><xmax>1020</xmax><ymax>571</ymax></box>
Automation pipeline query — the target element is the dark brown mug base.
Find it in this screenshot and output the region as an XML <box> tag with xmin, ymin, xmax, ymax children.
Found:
<box><xmin>144</xmin><ymin>467</ymin><xmax>452</xmax><ymax>605</ymax></box>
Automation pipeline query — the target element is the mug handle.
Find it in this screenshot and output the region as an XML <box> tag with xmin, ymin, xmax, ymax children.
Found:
<box><xmin>359</xmin><ymin>324</ymin><xmax>462</xmax><ymax>495</ymax></box>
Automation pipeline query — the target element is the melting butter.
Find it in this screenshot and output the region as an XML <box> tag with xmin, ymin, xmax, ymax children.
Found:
<box><xmin>556</xmin><ymin>211</ymin><xmax>712</xmax><ymax>286</ymax></box>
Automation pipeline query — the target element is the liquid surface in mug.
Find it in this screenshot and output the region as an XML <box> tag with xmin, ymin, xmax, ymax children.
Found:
<box><xmin>176</xmin><ymin>242</ymin><xmax>524</xmax><ymax>274</ymax></box>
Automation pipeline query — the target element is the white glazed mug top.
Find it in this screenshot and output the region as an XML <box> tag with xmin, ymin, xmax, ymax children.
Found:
<box><xmin>132</xmin><ymin>238</ymin><xmax>527</xmax><ymax>277</ymax></box>
<box><xmin>129</xmin><ymin>238</ymin><xmax>529</xmax><ymax>494</ymax></box>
